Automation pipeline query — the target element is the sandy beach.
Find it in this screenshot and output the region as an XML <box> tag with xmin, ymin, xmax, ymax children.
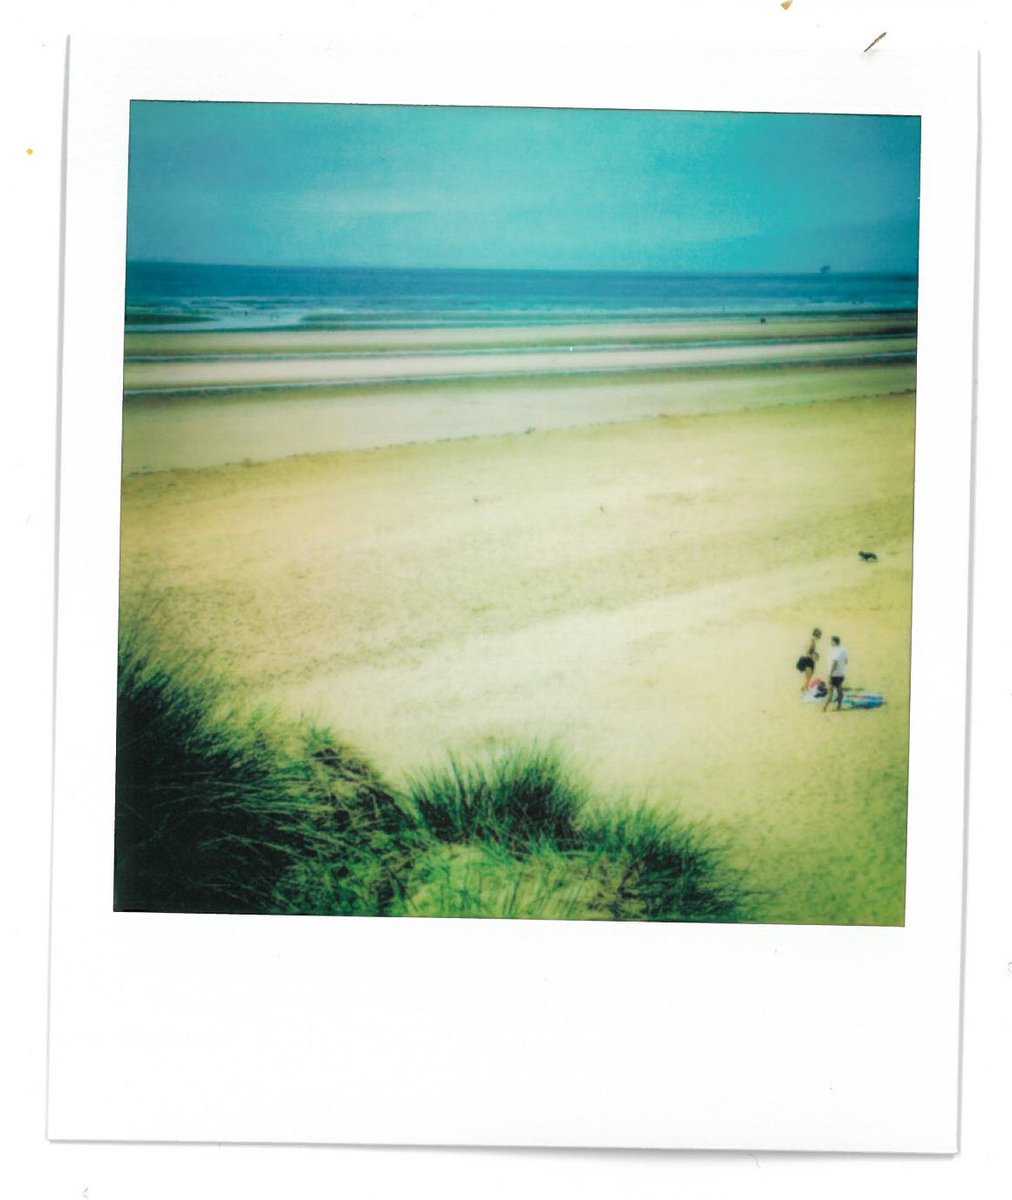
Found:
<box><xmin>119</xmin><ymin>312</ymin><xmax>915</xmax><ymax>925</ymax></box>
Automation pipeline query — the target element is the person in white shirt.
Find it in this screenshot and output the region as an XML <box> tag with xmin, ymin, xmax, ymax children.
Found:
<box><xmin>823</xmin><ymin>636</ymin><xmax>848</xmax><ymax>711</ymax></box>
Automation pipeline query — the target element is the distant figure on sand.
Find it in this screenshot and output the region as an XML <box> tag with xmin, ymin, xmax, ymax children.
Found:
<box><xmin>796</xmin><ymin>627</ymin><xmax>822</xmax><ymax>691</ymax></box>
<box><xmin>823</xmin><ymin>636</ymin><xmax>848</xmax><ymax>711</ymax></box>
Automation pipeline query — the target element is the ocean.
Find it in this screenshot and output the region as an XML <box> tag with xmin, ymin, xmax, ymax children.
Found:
<box><xmin>125</xmin><ymin>262</ymin><xmax>918</xmax><ymax>333</ymax></box>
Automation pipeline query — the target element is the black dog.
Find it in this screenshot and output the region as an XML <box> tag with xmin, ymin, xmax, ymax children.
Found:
<box><xmin>858</xmin><ymin>550</ymin><xmax>878</xmax><ymax>562</ymax></box>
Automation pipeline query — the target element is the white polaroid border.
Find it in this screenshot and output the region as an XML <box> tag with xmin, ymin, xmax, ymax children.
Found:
<box><xmin>48</xmin><ymin>36</ymin><xmax>977</xmax><ymax>1152</ymax></box>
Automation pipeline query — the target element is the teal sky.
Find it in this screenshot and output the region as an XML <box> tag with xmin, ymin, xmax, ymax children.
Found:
<box><xmin>126</xmin><ymin>101</ymin><xmax>920</xmax><ymax>273</ymax></box>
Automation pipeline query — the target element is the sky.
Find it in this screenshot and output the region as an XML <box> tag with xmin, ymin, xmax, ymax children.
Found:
<box><xmin>126</xmin><ymin>101</ymin><xmax>920</xmax><ymax>274</ymax></box>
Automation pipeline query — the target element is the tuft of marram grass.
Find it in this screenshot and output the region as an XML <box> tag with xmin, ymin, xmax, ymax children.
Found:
<box><xmin>404</xmin><ymin>746</ymin><xmax>583</xmax><ymax>853</ymax></box>
<box><xmin>114</xmin><ymin>622</ymin><xmax>417</xmax><ymax>915</ymax></box>
<box><xmin>402</xmin><ymin>748</ymin><xmax>752</xmax><ymax>922</ymax></box>
<box><xmin>577</xmin><ymin>804</ymin><xmax>752</xmax><ymax>922</ymax></box>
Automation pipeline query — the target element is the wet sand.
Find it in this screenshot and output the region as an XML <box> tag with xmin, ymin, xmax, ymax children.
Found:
<box><xmin>124</xmin><ymin>311</ymin><xmax>917</xmax><ymax>358</ymax></box>
<box><xmin>123</xmin><ymin>335</ymin><xmax>914</xmax><ymax>393</ymax></box>
<box><xmin>119</xmin><ymin>354</ymin><xmax>915</xmax><ymax>925</ymax></box>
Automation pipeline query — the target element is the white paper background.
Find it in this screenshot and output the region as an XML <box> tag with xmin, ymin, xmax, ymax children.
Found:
<box><xmin>5</xmin><ymin>0</ymin><xmax>1009</xmax><ymax>1193</ymax></box>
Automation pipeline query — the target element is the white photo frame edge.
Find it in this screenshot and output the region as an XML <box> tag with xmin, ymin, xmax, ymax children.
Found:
<box><xmin>48</xmin><ymin>36</ymin><xmax>977</xmax><ymax>1152</ymax></box>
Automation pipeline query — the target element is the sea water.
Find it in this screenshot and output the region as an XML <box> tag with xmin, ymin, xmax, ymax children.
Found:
<box><xmin>125</xmin><ymin>262</ymin><xmax>918</xmax><ymax>333</ymax></box>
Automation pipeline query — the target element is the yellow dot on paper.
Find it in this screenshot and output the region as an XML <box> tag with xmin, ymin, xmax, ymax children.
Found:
<box><xmin>26</xmin><ymin>147</ymin><xmax>34</xmax><ymax>155</ymax></box>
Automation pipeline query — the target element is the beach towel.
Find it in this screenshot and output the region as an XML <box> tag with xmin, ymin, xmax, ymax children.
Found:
<box><xmin>841</xmin><ymin>691</ymin><xmax>885</xmax><ymax>709</ymax></box>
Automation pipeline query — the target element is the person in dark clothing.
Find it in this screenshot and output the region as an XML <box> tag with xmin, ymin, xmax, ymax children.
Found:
<box><xmin>796</xmin><ymin>627</ymin><xmax>822</xmax><ymax>692</ymax></box>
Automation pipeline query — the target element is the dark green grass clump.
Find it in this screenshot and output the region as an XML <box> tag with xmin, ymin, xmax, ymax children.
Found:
<box><xmin>114</xmin><ymin>627</ymin><xmax>417</xmax><ymax>915</ymax></box>
<box><xmin>408</xmin><ymin>748</ymin><xmax>583</xmax><ymax>853</ymax></box>
<box><xmin>115</xmin><ymin>628</ymin><xmax>751</xmax><ymax>922</ymax></box>
<box><xmin>401</xmin><ymin>750</ymin><xmax>751</xmax><ymax>922</ymax></box>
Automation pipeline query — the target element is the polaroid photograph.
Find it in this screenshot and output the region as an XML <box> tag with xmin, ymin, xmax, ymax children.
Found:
<box><xmin>48</xmin><ymin>37</ymin><xmax>977</xmax><ymax>1151</ymax></box>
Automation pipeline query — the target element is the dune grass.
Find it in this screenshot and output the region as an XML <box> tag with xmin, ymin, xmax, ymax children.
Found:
<box><xmin>115</xmin><ymin>624</ymin><xmax>752</xmax><ymax>922</ymax></box>
<box><xmin>114</xmin><ymin>623</ymin><xmax>418</xmax><ymax>914</ymax></box>
<box><xmin>400</xmin><ymin>752</ymin><xmax>749</xmax><ymax>921</ymax></box>
<box><xmin>406</xmin><ymin>748</ymin><xmax>584</xmax><ymax>853</ymax></box>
